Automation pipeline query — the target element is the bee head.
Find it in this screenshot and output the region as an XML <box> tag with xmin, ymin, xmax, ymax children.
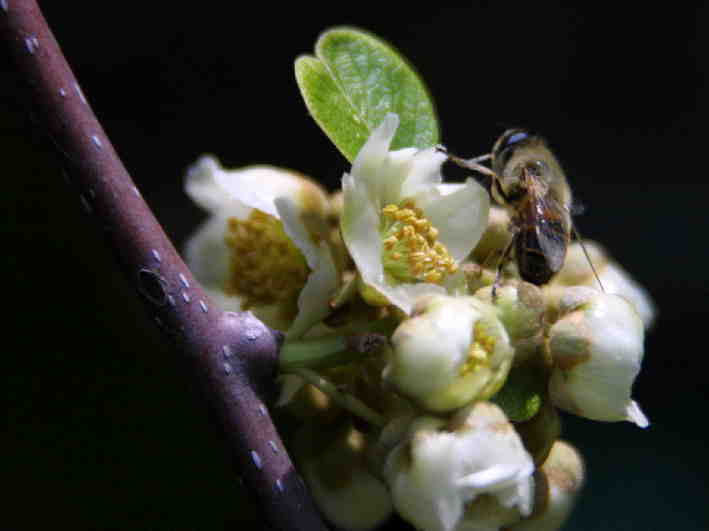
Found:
<box><xmin>491</xmin><ymin>129</ymin><xmax>531</xmax><ymax>172</ymax></box>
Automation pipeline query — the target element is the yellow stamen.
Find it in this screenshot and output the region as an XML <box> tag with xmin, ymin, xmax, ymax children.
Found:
<box><xmin>224</xmin><ymin>209</ymin><xmax>310</xmax><ymax>309</ymax></box>
<box><xmin>459</xmin><ymin>321</ymin><xmax>497</xmax><ymax>376</ymax></box>
<box><xmin>379</xmin><ymin>201</ymin><xmax>457</xmax><ymax>285</ymax></box>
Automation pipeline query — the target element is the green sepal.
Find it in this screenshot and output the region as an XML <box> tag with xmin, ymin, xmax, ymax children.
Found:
<box><xmin>490</xmin><ymin>365</ymin><xmax>546</xmax><ymax>422</ymax></box>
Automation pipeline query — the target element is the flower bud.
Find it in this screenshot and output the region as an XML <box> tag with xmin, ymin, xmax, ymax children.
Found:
<box><xmin>546</xmin><ymin>287</ymin><xmax>649</xmax><ymax>427</ymax></box>
<box><xmin>509</xmin><ymin>441</ymin><xmax>584</xmax><ymax>530</ymax></box>
<box><xmin>514</xmin><ymin>401</ymin><xmax>562</xmax><ymax>467</ymax></box>
<box><xmin>384</xmin><ymin>402</ymin><xmax>534</xmax><ymax>531</ymax></box>
<box><xmin>474</xmin><ymin>281</ymin><xmax>546</xmax><ymax>364</ymax></box>
<box><xmin>384</xmin><ymin>294</ymin><xmax>513</xmax><ymax>412</ymax></box>
<box><xmin>293</xmin><ymin>422</ymin><xmax>393</xmax><ymax>531</ymax></box>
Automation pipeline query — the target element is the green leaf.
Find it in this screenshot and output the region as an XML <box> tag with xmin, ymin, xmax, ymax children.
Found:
<box><xmin>490</xmin><ymin>365</ymin><xmax>546</xmax><ymax>422</ymax></box>
<box><xmin>295</xmin><ymin>27</ymin><xmax>439</xmax><ymax>162</ymax></box>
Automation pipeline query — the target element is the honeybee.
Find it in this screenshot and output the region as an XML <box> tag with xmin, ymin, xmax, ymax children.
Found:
<box><xmin>442</xmin><ymin>129</ymin><xmax>602</xmax><ymax>292</ymax></box>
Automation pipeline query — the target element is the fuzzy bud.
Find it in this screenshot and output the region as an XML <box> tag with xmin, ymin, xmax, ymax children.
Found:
<box><xmin>293</xmin><ymin>422</ymin><xmax>393</xmax><ymax>531</ymax></box>
<box><xmin>546</xmin><ymin>287</ymin><xmax>648</xmax><ymax>427</ymax></box>
<box><xmin>474</xmin><ymin>281</ymin><xmax>546</xmax><ymax>364</ymax></box>
<box><xmin>510</xmin><ymin>441</ymin><xmax>584</xmax><ymax>530</ymax></box>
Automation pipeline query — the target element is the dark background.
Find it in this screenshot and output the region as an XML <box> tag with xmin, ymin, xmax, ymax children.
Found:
<box><xmin>4</xmin><ymin>3</ymin><xmax>707</xmax><ymax>530</ymax></box>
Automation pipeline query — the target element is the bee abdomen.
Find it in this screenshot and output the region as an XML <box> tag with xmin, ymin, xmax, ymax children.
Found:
<box><xmin>515</xmin><ymin>221</ymin><xmax>567</xmax><ymax>285</ymax></box>
<box><xmin>515</xmin><ymin>240</ymin><xmax>555</xmax><ymax>284</ymax></box>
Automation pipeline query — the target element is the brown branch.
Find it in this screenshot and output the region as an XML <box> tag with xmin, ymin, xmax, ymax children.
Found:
<box><xmin>0</xmin><ymin>2</ymin><xmax>327</xmax><ymax>530</ymax></box>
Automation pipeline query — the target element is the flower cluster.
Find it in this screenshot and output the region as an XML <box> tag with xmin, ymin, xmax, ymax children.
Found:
<box><xmin>184</xmin><ymin>114</ymin><xmax>653</xmax><ymax>531</ymax></box>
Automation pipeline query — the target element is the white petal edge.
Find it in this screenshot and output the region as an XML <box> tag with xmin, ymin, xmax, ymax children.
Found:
<box><xmin>213</xmin><ymin>165</ymin><xmax>305</xmax><ymax>218</ymax></box>
<box><xmin>275</xmin><ymin>197</ymin><xmax>339</xmax><ymax>339</ymax></box>
<box><xmin>185</xmin><ymin>155</ymin><xmax>250</xmax><ymax>216</ymax></box>
<box><xmin>376</xmin><ymin>281</ymin><xmax>448</xmax><ymax>316</ymax></box>
<box><xmin>398</xmin><ymin>147</ymin><xmax>447</xmax><ymax>198</ymax></box>
<box><xmin>625</xmin><ymin>400</ymin><xmax>649</xmax><ymax>428</ymax></box>
<box><xmin>288</xmin><ymin>241</ymin><xmax>338</xmax><ymax>339</ymax></box>
<box><xmin>275</xmin><ymin>197</ymin><xmax>320</xmax><ymax>269</ymax></box>
<box><xmin>350</xmin><ymin>113</ymin><xmax>400</xmax><ymax>198</ymax></box>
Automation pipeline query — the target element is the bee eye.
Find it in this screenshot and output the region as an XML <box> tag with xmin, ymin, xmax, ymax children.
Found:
<box><xmin>526</xmin><ymin>160</ymin><xmax>548</xmax><ymax>176</ymax></box>
<box><xmin>492</xmin><ymin>129</ymin><xmax>531</xmax><ymax>173</ymax></box>
<box><xmin>500</xmin><ymin>130</ymin><xmax>529</xmax><ymax>150</ymax></box>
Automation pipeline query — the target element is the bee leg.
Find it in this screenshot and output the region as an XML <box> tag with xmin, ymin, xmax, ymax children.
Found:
<box><xmin>492</xmin><ymin>235</ymin><xmax>516</xmax><ymax>301</ymax></box>
<box><xmin>437</xmin><ymin>147</ymin><xmax>495</xmax><ymax>193</ymax></box>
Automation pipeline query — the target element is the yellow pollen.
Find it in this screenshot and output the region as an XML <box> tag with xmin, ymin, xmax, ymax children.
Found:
<box><xmin>379</xmin><ymin>201</ymin><xmax>457</xmax><ymax>285</ymax></box>
<box><xmin>383</xmin><ymin>236</ymin><xmax>398</xmax><ymax>250</ymax></box>
<box><xmin>459</xmin><ymin>321</ymin><xmax>497</xmax><ymax>376</ymax></box>
<box><xmin>224</xmin><ymin>209</ymin><xmax>310</xmax><ymax>309</ymax></box>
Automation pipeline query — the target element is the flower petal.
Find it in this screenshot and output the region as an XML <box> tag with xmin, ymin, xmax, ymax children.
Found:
<box><xmin>341</xmin><ymin>172</ymin><xmax>384</xmax><ymax>284</ymax></box>
<box><xmin>384</xmin><ymin>403</ymin><xmax>534</xmax><ymax>531</ymax></box>
<box><xmin>414</xmin><ymin>179</ymin><xmax>490</xmax><ymax>262</ymax></box>
<box><xmin>183</xmin><ymin>215</ymin><xmax>232</xmax><ymax>292</ymax></box>
<box><xmin>398</xmin><ymin>147</ymin><xmax>447</xmax><ymax>198</ymax></box>
<box><xmin>273</xmin><ymin>197</ymin><xmax>339</xmax><ymax>338</ymax></box>
<box><xmin>214</xmin><ymin>165</ymin><xmax>306</xmax><ymax>218</ymax></box>
<box><xmin>275</xmin><ymin>197</ymin><xmax>321</xmax><ymax>269</ymax></box>
<box><xmin>379</xmin><ymin>146</ymin><xmax>418</xmax><ymax>204</ymax></box>
<box><xmin>289</xmin><ymin>242</ymin><xmax>338</xmax><ymax>339</ymax></box>
<box><xmin>350</xmin><ymin>113</ymin><xmax>400</xmax><ymax>200</ymax></box>
<box><xmin>185</xmin><ymin>155</ymin><xmax>250</xmax><ymax>216</ymax></box>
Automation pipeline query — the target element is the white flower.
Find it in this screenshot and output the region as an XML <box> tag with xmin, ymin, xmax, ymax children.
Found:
<box><xmin>341</xmin><ymin>113</ymin><xmax>490</xmax><ymax>315</ymax></box>
<box><xmin>384</xmin><ymin>294</ymin><xmax>513</xmax><ymax>413</ymax></box>
<box><xmin>384</xmin><ymin>402</ymin><xmax>534</xmax><ymax>531</ymax></box>
<box><xmin>184</xmin><ymin>156</ymin><xmax>338</xmax><ymax>338</ymax></box>
<box><xmin>547</xmin><ymin>287</ymin><xmax>649</xmax><ymax>427</ymax></box>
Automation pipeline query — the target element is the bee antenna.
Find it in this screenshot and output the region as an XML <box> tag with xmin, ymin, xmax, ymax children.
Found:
<box><xmin>571</xmin><ymin>224</ymin><xmax>605</xmax><ymax>292</ymax></box>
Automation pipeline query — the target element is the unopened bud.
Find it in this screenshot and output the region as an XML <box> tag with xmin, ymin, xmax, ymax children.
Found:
<box><xmin>546</xmin><ymin>287</ymin><xmax>649</xmax><ymax>427</ymax></box>
<box><xmin>293</xmin><ymin>422</ymin><xmax>393</xmax><ymax>531</ymax></box>
<box><xmin>514</xmin><ymin>401</ymin><xmax>562</xmax><ymax>467</ymax></box>
<box><xmin>510</xmin><ymin>441</ymin><xmax>584</xmax><ymax>530</ymax></box>
<box><xmin>475</xmin><ymin>280</ymin><xmax>546</xmax><ymax>364</ymax></box>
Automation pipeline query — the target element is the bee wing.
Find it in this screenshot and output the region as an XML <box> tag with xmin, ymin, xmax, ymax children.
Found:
<box><xmin>533</xmin><ymin>194</ymin><xmax>569</xmax><ymax>274</ymax></box>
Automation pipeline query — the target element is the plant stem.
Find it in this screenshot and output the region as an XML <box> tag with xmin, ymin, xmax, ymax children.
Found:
<box><xmin>289</xmin><ymin>368</ymin><xmax>386</xmax><ymax>427</ymax></box>
<box><xmin>0</xmin><ymin>3</ymin><xmax>327</xmax><ymax>530</ymax></box>
<box><xmin>280</xmin><ymin>332</ymin><xmax>387</xmax><ymax>370</ymax></box>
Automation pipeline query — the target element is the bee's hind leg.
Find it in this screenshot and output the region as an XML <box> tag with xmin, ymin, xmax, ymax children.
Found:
<box><xmin>492</xmin><ymin>235</ymin><xmax>516</xmax><ymax>301</ymax></box>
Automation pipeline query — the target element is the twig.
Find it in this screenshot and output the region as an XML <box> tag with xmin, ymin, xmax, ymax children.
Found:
<box><xmin>0</xmin><ymin>2</ymin><xmax>327</xmax><ymax>530</ymax></box>
<box><xmin>289</xmin><ymin>368</ymin><xmax>386</xmax><ymax>427</ymax></box>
